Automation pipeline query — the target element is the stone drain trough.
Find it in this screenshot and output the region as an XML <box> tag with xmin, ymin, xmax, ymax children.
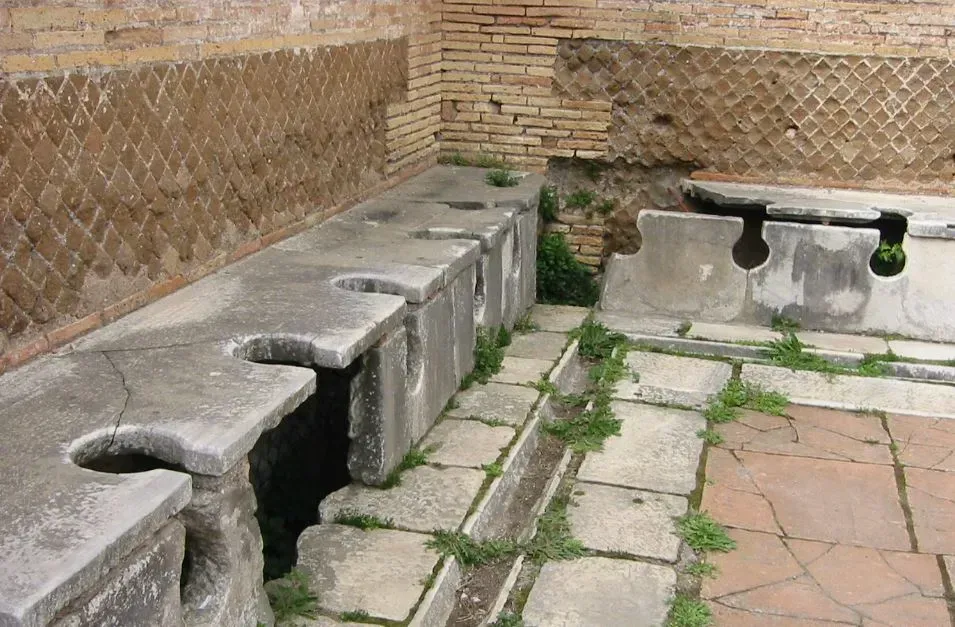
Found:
<box><xmin>601</xmin><ymin>180</ymin><xmax>955</xmax><ymax>343</ymax></box>
<box><xmin>0</xmin><ymin>166</ymin><xmax>542</xmax><ymax>627</ymax></box>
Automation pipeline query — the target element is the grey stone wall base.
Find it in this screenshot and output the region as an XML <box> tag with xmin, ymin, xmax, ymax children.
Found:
<box><xmin>51</xmin><ymin>521</ymin><xmax>186</xmax><ymax>627</ymax></box>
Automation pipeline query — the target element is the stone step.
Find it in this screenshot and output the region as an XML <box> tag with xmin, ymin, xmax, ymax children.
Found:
<box><xmin>615</xmin><ymin>351</ymin><xmax>733</xmax><ymax>408</ymax></box>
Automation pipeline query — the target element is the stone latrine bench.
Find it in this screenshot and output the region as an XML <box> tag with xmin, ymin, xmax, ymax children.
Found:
<box><xmin>601</xmin><ymin>180</ymin><xmax>955</xmax><ymax>343</ymax></box>
<box><xmin>0</xmin><ymin>166</ymin><xmax>542</xmax><ymax>627</ymax></box>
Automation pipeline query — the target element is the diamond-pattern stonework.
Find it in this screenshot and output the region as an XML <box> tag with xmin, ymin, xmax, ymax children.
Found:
<box><xmin>553</xmin><ymin>41</ymin><xmax>955</xmax><ymax>190</ymax></box>
<box><xmin>0</xmin><ymin>39</ymin><xmax>408</xmax><ymax>348</ymax></box>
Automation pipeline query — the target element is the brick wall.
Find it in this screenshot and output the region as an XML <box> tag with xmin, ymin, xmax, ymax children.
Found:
<box><xmin>0</xmin><ymin>1</ymin><xmax>441</xmax><ymax>366</ymax></box>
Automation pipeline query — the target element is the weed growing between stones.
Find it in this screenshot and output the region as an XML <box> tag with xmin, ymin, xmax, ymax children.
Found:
<box><xmin>703</xmin><ymin>379</ymin><xmax>789</xmax><ymax>424</ymax></box>
<box><xmin>490</xmin><ymin>611</ymin><xmax>524</xmax><ymax>627</ymax></box>
<box><xmin>525</xmin><ymin>494</ymin><xmax>586</xmax><ymax>563</ymax></box>
<box><xmin>768</xmin><ymin>332</ymin><xmax>896</xmax><ymax>378</ymax></box>
<box><xmin>333</xmin><ymin>509</ymin><xmax>394</xmax><ymax>530</ymax></box>
<box><xmin>872</xmin><ymin>240</ymin><xmax>906</xmax><ymax>276</ymax></box>
<box><xmin>696</xmin><ymin>429</ymin><xmax>724</xmax><ymax>445</ymax></box>
<box><xmin>594</xmin><ymin>198</ymin><xmax>615</xmax><ymax>216</ymax></box>
<box><xmin>676</xmin><ymin>512</ymin><xmax>736</xmax><ymax>553</ymax></box>
<box><xmin>677</xmin><ymin>321</ymin><xmax>692</xmax><ymax>337</ymax></box>
<box><xmin>536</xmin><ymin>233</ymin><xmax>600</xmax><ymax>306</ymax></box>
<box><xmin>667</xmin><ymin>595</ymin><xmax>713</xmax><ymax>627</ymax></box>
<box><xmin>573</xmin><ymin>320</ymin><xmax>627</xmax><ymax>360</ymax></box>
<box><xmin>427</xmin><ymin>531</ymin><xmax>520</xmax><ymax>566</ymax></box>
<box><xmin>462</xmin><ymin>326</ymin><xmax>511</xmax><ymax>388</ymax></box>
<box><xmin>685</xmin><ymin>561</ymin><xmax>718</xmax><ymax>578</ymax></box>
<box><xmin>483</xmin><ymin>462</ymin><xmax>504</xmax><ymax>478</ymax></box>
<box><xmin>339</xmin><ymin>610</ymin><xmax>371</xmax><ymax>621</ymax></box>
<box><xmin>564</xmin><ymin>189</ymin><xmax>597</xmax><ymax>210</ymax></box>
<box><xmin>770</xmin><ymin>312</ymin><xmax>800</xmax><ymax>333</ymax></box>
<box><xmin>265</xmin><ymin>568</ymin><xmax>319</xmax><ymax>624</ymax></box>
<box><xmin>538</xmin><ymin>186</ymin><xmax>558</xmax><ymax>223</ymax></box>
<box><xmin>381</xmin><ymin>446</ymin><xmax>433</xmax><ymax>488</ymax></box>
<box><xmin>486</xmin><ymin>168</ymin><xmax>520</xmax><ymax>187</ymax></box>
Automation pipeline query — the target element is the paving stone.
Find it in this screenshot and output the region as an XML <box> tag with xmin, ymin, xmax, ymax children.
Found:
<box><xmin>710</xmin><ymin>605</ymin><xmax>840</xmax><ymax>626</ymax></box>
<box><xmin>522</xmin><ymin>557</ymin><xmax>674</xmax><ymax>627</ymax></box>
<box><xmin>905</xmin><ymin>467</ymin><xmax>955</xmax><ymax>554</ymax></box>
<box><xmin>319</xmin><ymin>466</ymin><xmax>485</xmax><ymax>533</ymax></box>
<box><xmin>420</xmin><ymin>419</ymin><xmax>513</xmax><ymax>469</ymax></box>
<box><xmin>687</xmin><ymin>321</ymin><xmax>780</xmax><ymax>344</ymax></box>
<box><xmin>889</xmin><ymin>339</ymin><xmax>955</xmax><ymax>362</ymax></box>
<box><xmin>568</xmin><ymin>482</ymin><xmax>687</xmax><ymax>562</ymax></box>
<box><xmin>577</xmin><ymin>402</ymin><xmax>705</xmax><ymax>495</ymax></box>
<box><xmin>446</xmin><ymin>382</ymin><xmax>539</xmax><ymax>426</ymax></box>
<box><xmin>797</xmin><ymin>330</ymin><xmax>889</xmax><ymax>355</ymax></box>
<box><xmin>296</xmin><ymin>525</ymin><xmax>439</xmax><ymax>622</ymax></box>
<box><xmin>615</xmin><ymin>351</ymin><xmax>732</xmax><ymax>408</ymax></box>
<box><xmin>722</xmin><ymin>451</ymin><xmax>910</xmax><ymax>550</ymax></box>
<box><xmin>504</xmin><ymin>331</ymin><xmax>567</xmax><ymax>361</ymax></box>
<box><xmin>889</xmin><ymin>414</ymin><xmax>955</xmax><ymax>471</ymax></box>
<box><xmin>490</xmin><ymin>356</ymin><xmax>552</xmax><ymax>386</ymax></box>
<box><xmin>593</xmin><ymin>310</ymin><xmax>680</xmax><ymax>337</ymax></box>
<box><xmin>715</xmin><ymin>406</ymin><xmax>893</xmax><ymax>465</ymax></box>
<box><xmin>704</xmin><ymin>528</ymin><xmax>947</xmax><ymax>625</ymax></box>
<box><xmin>741</xmin><ymin>363</ymin><xmax>955</xmax><ymax>419</ymax></box>
<box><xmin>529</xmin><ymin>304</ymin><xmax>589</xmax><ymax>333</ymax></box>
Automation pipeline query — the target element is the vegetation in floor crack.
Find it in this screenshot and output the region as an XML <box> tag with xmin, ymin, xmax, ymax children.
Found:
<box><xmin>676</xmin><ymin>321</ymin><xmax>692</xmax><ymax>337</ymax></box>
<box><xmin>564</xmin><ymin>189</ymin><xmax>597</xmax><ymax>210</ymax></box>
<box><xmin>676</xmin><ymin>511</ymin><xmax>736</xmax><ymax>553</ymax></box>
<box><xmin>427</xmin><ymin>530</ymin><xmax>519</xmax><ymax>566</ymax></box>
<box><xmin>574</xmin><ymin>320</ymin><xmax>627</xmax><ymax>360</ymax></box>
<box><xmin>462</xmin><ymin>326</ymin><xmax>510</xmax><ymax>388</ymax></box>
<box><xmin>339</xmin><ymin>609</ymin><xmax>370</xmax><ymax>621</ymax></box>
<box><xmin>483</xmin><ymin>461</ymin><xmax>504</xmax><ymax>478</ymax></box>
<box><xmin>381</xmin><ymin>446</ymin><xmax>433</xmax><ymax>488</ymax></box>
<box><xmin>703</xmin><ymin>379</ymin><xmax>789</xmax><ymax>424</ymax></box>
<box><xmin>526</xmin><ymin>494</ymin><xmax>586</xmax><ymax>562</ymax></box>
<box><xmin>857</xmin><ymin>352</ymin><xmax>894</xmax><ymax>377</ymax></box>
<box><xmin>667</xmin><ymin>595</ymin><xmax>713</xmax><ymax>627</ymax></box>
<box><xmin>333</xmin><ymin>509</ymin><xmax>394</xmax><ymax>530</ymax></box>
<box><xmin>767</xmin><ymin>332</ymin><xmax>839</xmax><ymax>373</ymax></box>
<box><xmin>485</xmin><ymin>168</ymin><xmax>520</xmax><ymax>187</ymax></box>
<box><xmin>696</xmin><ymin>428</ymin><xmax>724</xmax><ymax>445</ymax></box>
<box><xmin>544</xmin><ymin>395</ymin><xmax>621</xmax><ymax>452</ymax></box>
<box><xmin>490</xmin><ymin>611</ymin><xmax>524</xmax><ymax>627</ymax></box>
<box><xmin>539</xmin><ymin>185</ymin><xmax>558</xmax><ymax>223</ymax></box>
<box><xmin>873</xmin><ymin>240</ymin><xmax>906</xmax><ymax>276</ymax></box>
<box><xmin>685</xmin><ymin>561</ymin><xmax>718</xmax><ymax>578</ymax></box>
<box><xmin>536</xmin><ymin>233</ymin><xmax>600</xmax><ymax>306</ymax></box>
<box><xmin>513</xmin><ymin>311</ymin><xmax>540</xmax><ymax>333</ymax></box>
<box><xmin>770</xmin><ymin>312</ymin><xmax>800</xmax><ymax>333</ymax></box>
<box><xmin>265</xmin><ymin>568</ymin><xmax>319</xmax><ymax>624</ymax></box>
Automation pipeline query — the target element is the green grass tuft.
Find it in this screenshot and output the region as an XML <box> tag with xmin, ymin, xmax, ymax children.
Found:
<box><xmin>485</xmin><ymin>168</ymin><xmax>519</xmax><ymax>187</ymax></box>
<box><xmin>462</xmin><ymin>326</ymin><xmax>510</xmax><ymax>388</ymax></box>
<box><xmin>685</xmin><ymin>562</ymin><xmax>718</xmax><ymax>578</ymax></box>
<box><xmin>703</xmin><ymin>379</ymin><xmax>789</xmax><ymax>424</ymax></box>
<box><xmin>676</xmin><ymin>512</ymin><xmax>736</xmax><ymax>553</ymax></box>
<box><xmin>526</xmin><ymin>495</ymin><xmax>586</xmax><ymax>562</ymax></box>
<box><xmin>574</xmin><ymin>320</ymin><xmax>627</xmax><ymax>360</ymax></box>
<box><xmin>696</xmin><ymin>428</ymin><xmax>724</xmax><ymax>445</ymax></box>
<box><xmin>564</xmin><ymin>189</ymin><xmax>597</xmax><ymax>210</ymax></box>
<box><xmin>475</xmin><ymin>154</ymin><xmax>508</xmax><ymax>169</ymax></box>
<box><xmin>539</xmin><ymin>185</ymin><xmax>558</xmax><ymax>222</ymax></box>
<box><xmin>381</xmin><ymin>447</ymin><xmax>432</xmax><ymax>488</ymax></box>
<box><xmin>770</xmin><ymin>312</ymin><xmax>800</xmax><ymax>333</ymax></box>
<box><xmin>426</xmin><ymin>531</ymin><xmax>519</xmax><ymax>566</ymax></box>
<box><xmin>265</xmin><ymin>568</ymin><xmax>319</xmax><ymax>624</ymax></box>
<box><xmin>490</xmin><ymin>612</ymin><xmax>524</xmax><ymax>627</ymax></box>
<box><xmin>536</xmin><ymin>233</ymin><xmax>600</xmax><ymax>306</ymax></box>
<box><xmin>667</xmin><ymin>595</ymin><xmax>713</xmax><ymax>627</ymax></box>
<box><xmin>513</xmin><ymin>312</ymin><xmax>540</xmax><ymax>333</ymax></box>
<box><xmin>339</xmin><ymin>609</ymin><xmax>370</xmax><ymax>621</ymax></box>
<box><xmin>333</xmin><ymin>509</ymin><xmax>394</xmax><ymax>530</ymax></box>
<box><xmin>483</xmin><ymin>462</ymin><xmax>504</xmax><ymax>478</ymax></box>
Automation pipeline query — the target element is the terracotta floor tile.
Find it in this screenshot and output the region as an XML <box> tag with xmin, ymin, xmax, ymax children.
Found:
<box><xmin>736</xmin><ymin>452</ymin><xmax>910</xmax><ymax>550</ymax></box>
<box><xmin>889</xmin><ymin>414</ymin><xmax>955</xmax><ymax>472</ymax></box>
<box><xmin>858</xmin><ymin>595</ymin><xmax>951</xmax><ymax>627</ymax></box>
<box><xmin>701</xmin><ymin>483</ymin><xmax>781</xmax><ymax>535</ymax></box>
<box><xmin>702</xmin><ymin>529</ymin><xmax>803</xmax><ymax>599</ymax></box>
<box><xmin>711</xmin><ymin>604</ymin><xmax>848</xmax><ymax>626</ymax></box>
<box><xmin>906</xmin><ymin>466</ymin><xmax>955</xmax><ymax>554</ymax></box>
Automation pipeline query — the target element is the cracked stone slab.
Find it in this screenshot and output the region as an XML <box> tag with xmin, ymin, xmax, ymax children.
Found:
<box><xmin>703</xmin><ymin>528</ymin><xmax>948</xmax><ymax>626</ymax></box>
<box><xmin>0</xmin><ymin>355</ymin><xmax>191</xmax><ymax>627</ymax></box>
<box><xmin>904</xmin><ymin>467</ymin><xmax>955</xmax><ymax>554</ymax></box>
<box><xmin>568</xmin><ymin>482</ymin><xmax>687</xmax><ymax>562</ymax></box>
<box><xmin>888</xmin><ymin>339</ymin><xmax>955</xmax><ymax>363</ymax></box>
<box><xmin>491</xmin><ymin>356</ymin><xmax>552</xmax><ymax>386</ymax></box>
<box><xmin>420</xmin><ymin>419</ymin><xmax>514</xmax><ymax>469</ymax></box>
<box><xmin>577</xmin><ymin>402</ymin><xmax>705</xmax><ymax>495</ymax></box>
<box><xmin>740</xmin><ymin>363</ymin><xmax>955</xmax><ymax>419</ymax></box>
<box><xmin>296</xmin><ymin>525</ymin><xmax>439</xmax><ymax>623</ymax></box>
<box><xmin>319</xmin><ymin>466</ymin><xmax>485</xmax><ymax>532</ymax></box>
<box><xmin>888</xmin><ymin>414</ymin><xmax>955</xmax><ymax>471</ymax></box>
<box><xmin>702</xmin><ymin>450</ymin><xmax>909</xmax><ymax>550</ymax></box>
<box><xmin>504</xmin><ymin>332</ymin><xmax>567</xmax><ymax>361</ymax></box>
<box><xmin>593</xmin><ymin>310</ymin><xmax>681</xmax><ymax>337</ymax></box>
<box><xmin>445</xmin><ymin>383</ymin><xmax>539</xmax><ymax>426</ymax></box>
<box><xmin>381</xmin><ymin>165</ymin><xmax>545</xmax><ymax>212</ymax></box>
<box><xmin>715</xmin><ymin>406</ymin><xmax>892</xmax><ymax>465</ymax></box>
<box><xmin>69</xmin><ymin>247</ymin><xmax>407</xmax><ymax>370</ymax></box>
<box><xmin>522</xmin><ymin>557</ymin><xmax>675</xmax><ymax>627</ymax></box>
<box><xmin>530</xmin><ymin>304</ymin><xmax>590</xmax><ymax>333</ymax></box>
<box><xmin>686</xmin><ymin>321</ymin><xmax>780</xmax><ymax>344</ymax></box>
<box><xmin>615</xmin><ymin>351</ymin><xmax>732</xmax><ymax>408</ymax></box>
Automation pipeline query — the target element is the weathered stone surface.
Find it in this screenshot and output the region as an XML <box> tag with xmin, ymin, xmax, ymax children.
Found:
<box><xmin>474</xmin><ymin>245</ymin><xmax>505</xmax><ymax>329</ymax></box>
<box><xmin>905</xmin><ymin>467</ymin><xmax>955</xmax><ymax>554</ymax></box>
<box><xmin>888</xmin><ymin>414</ymin><xmax>955</xmax><ymax>471</ymax></box>
<box><xmin>421</xmin><ymin>420</ymin><xmax>513</xmax><ymax>469</ymax></box>
<box><xmin>894</xmin><ymin>235</ymin><xmax>955</xmax><ymax>344</ymax></box>
<box><xmin>796</xmin><ymin>330</ymin><xmax>889</xmax><ymax>355</ymax></box>
<box><xmin>491</xmin><ymin>356</ymin><xmax>552</xmax><ymax>386</ymax></box>
<box><xmin>0</xmin><ymin>354</ymin><xmax>192</xmax><ymax>627</ymax></box>
<box><xmin>348</xmin><ymin>330</ymin><xmax>412</xmax><ymax>486</ymax></box>
<box><xmin>593</xmin><ymin>310</ymin><xmax>680</xmax><ymax>337</ymax></box>
<box><xmin>319</xmin><ymin>466</ymin><xmax>485</xmax><ymax>532</ymax></box>
<box><xmin>51</xmin><ymin>521</ymin><xmax>185</xmax><ymax>627</ymax></box>
<box><xmin>505</xmin><ymin>332</ymin><xmax>567</xmax><ymax>362</ymax></box>
<box><xmin>382</xmin><ymin>165</ymin><xmax>545</xmax><ymax>212</ymax></box>
<box><xmin>530</xmin><ymin>304</ymin><xmax>589</xmax><ymax>333</ymax></box>
<box><xmin>741</xmin><ymin>363</ymin><xmax>955</xmax><ymax>419</ymax></box>
<box><xmin>615</xmin><ymin>351</ymin><xmax>732</xmax><ymax>408</ymax></box>
<box><xmin>446</xmin><ymin>383</ymin><xmax>539</xmax><ymax>426</ymax></box>
<box><xmin>178</xmin><ymin>460</ymin><xmax>269</xmax><ymax>627</ymax></box>
<box><xmin>522</xmin><ymin>557</ymin><xmax>675</xmax><ymax>627</ymax></box>
<box><xmin>451</xmin><ymin>264</ymin><xmax>477</xmax><ymax>385</ymax></box>
<box><xmin>71</xmin><ymin>247</ymin><xmax>407</xmax><ymax>370</ymax></box>
<box><xmin>687</xmin><ymin>321</ymin><xmax>780</xmax><ymax>344</ymax></box>
<box><xmin>296</xmin><ymin>525</ymin><xmax>439</xmax><ymax>622</ymax></box>
<box><xmin>577</xmin><ymin>402</ymin><xmax>705</xmax><ymax>495</ymax></box>
<box><xmin>889</xmin><ymin>339</ymin><xmax>955</xmax><ymax>362</ymax></box>
<box><xmin>515</xmin><ymin>211</ymin><xmax>538</xmax><ymax>320</ymax></box>
<box><xmin>568</xmin><ymin>482</ymin><xmax>687</xmax><ymax>562</ymax></box>
<box><xmin>600</xmin><ymin>211</ymin><xmax>747</xmax><ymax>321</ymax></box>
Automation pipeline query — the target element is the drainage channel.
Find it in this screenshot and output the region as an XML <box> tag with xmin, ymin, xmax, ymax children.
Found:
<box><xmin>445</xmin><ymin>352</ymin><xmax>592</xmax><ymax>626</ymax></box>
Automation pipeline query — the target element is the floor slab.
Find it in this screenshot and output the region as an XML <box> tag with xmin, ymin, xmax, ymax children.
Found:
<box><xmin>504</xmin><ymin>331</ymin><xmax>567</xmax><ymax>361</ymax></box>
<box><xmin>446</xmin><ymin>382</ymin><xmax>539</xmax><ymax>426</ymax></box>
<box><xmin>420</xmin><ymin>419</ymin><xmax>513</xmax><ymax>469</ymax></box>
<box><xmin>614</xmin><ymin>351</ymin><xmax>732</xmax><ymax>408</ymax></box>
<box><xmin>888</xmin><ymin>414</ymin><xmax>955</xmax><ymax>472</ymax></box>
<box><xmin>490</xmin><ymin>356</ymin><xmax>552</xmax><ymax>386</ymax></box>
<box><xmin>905</xmin><ymin>466</ymin><xmax>955</xmax><ymax>554</ymax></box>
<box><xmin>529</xmin><ymin>304</ymin><xmax>589</xmax><ymax>333</ymax></box>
